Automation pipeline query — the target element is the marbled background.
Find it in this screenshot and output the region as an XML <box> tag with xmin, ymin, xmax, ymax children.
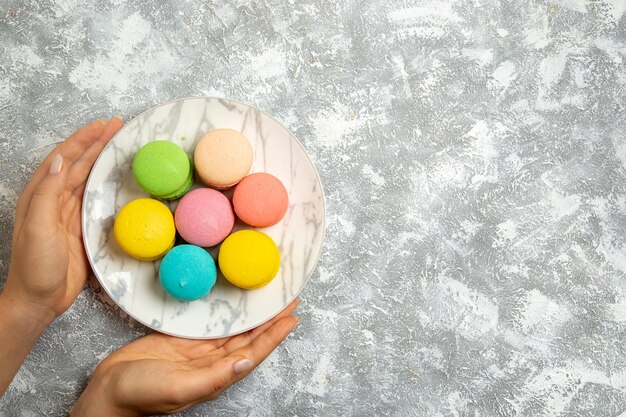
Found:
<box><xmin>1</xmin><ymin>0</ymin><xmax>626</xmax><ymax>416</ymax></box>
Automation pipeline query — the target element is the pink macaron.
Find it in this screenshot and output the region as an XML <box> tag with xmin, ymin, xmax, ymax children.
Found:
<box><xmin>233</xmin><ymin>173</ymin><xmax>289</xmax><ymax>228</ymax></box>
<box><xmin>175</xmin><ymin>188</ymin><xmax>234</xmax><ymax>247</ymax></box>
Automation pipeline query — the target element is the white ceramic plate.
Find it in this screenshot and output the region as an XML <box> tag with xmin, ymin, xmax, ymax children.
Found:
<box><xmin>82</xmin><ymin>97</ymin><xmax>325</xmax><ymax>339</ymax></box>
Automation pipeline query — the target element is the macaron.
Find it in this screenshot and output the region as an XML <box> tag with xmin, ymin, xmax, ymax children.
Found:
<box><xmin>218</xmin><ymin>230</ymin><xmax>280</xmax><ymax>290</ymax></box>
<box><xmin>174</xmin><ymin>188</ymin><xmax>235</xmax><ymax>247</ymax></box>
<box><xmin>233</xmin><ymin>173</ymin><xmax>288</xmax><ymax>227</ymax></box>
<box><xmin>159</xmin><ymin>245</ymin><xmax>217</xmax><ymax>301</ymax></box>
<box><xmin>194</xmin><ymin>129</ymin><xmax>253</xmax><ymax>189</ymax></box>
<box><xmin>114</xmin><ymin>198</ymin><xmax>176</xmax><ymax>261</ymax></box>
<box><xmin>133</xmin><ymin>141</ymin><xmax>193</xmax><ymax>200</ymax></box>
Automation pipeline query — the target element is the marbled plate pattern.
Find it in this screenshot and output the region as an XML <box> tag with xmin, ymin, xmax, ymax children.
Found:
<box><xmin>82</xmin><ymin>97</ymin><xmax>326</xmax><ymax>339</ymax></box>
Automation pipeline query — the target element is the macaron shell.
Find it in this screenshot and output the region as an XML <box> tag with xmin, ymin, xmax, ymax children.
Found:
<box><xmin>133</xmin><ymin>141</ymin><xmax>192</xmax><ymax>199</ymax></box>
<box><xmin>233</xmin><ymin>173</ymin><xmax>289</xmax><ymax>227</ymax></box>
<box><xmin>194</xmin><ymin>129</ymin><xmax>253</xmax><ymax>189</ymax></box>
<box><xmin>159</xmin><ymin>244</ymin><xmax>217</xmax><ymax>301</ymax></box>
<box><xmin>158</xmin><ymin>166</ymin><xmax>194</xmax><ymax>200</ymax></box>
<box><xmin>175</xmin><ymin>188</ymin><xmax>235</xmax><ymax>247</ymax></box>
<box><xmin>218</xmin><ymin>230</ymin><xmax>280</xmax><ymax>290</ymax></box>
<box><xmin>114</xmin><ymin>198</ymin><xmax>176</xmax><ymax>261</ymax></box>
<box><xmin>132</xmin><ymin>241</ymin><xmax>174</xmax><ymax>262</ymax></box>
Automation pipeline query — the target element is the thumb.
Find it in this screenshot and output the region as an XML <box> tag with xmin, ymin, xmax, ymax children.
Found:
<box><xmin>24</xmin><ymin>154</ymin><xmax>67</xmax><ymax>234</ymax></box>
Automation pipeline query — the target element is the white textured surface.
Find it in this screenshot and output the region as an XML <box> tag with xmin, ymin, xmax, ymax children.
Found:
<box><xmin>1</xmin><ymin>0</ymin><xmax>626</xmax><ymax>416</ymax></box>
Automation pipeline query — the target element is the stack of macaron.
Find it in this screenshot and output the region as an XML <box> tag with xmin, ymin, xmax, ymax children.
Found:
<box><xmin>113</xmin><ymin>128</ymin><xmax>289</xmax><ymax>302</ymax></box>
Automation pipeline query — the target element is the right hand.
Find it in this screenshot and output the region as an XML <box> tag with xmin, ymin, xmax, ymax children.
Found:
<box><xmin>71</xmin><ymin>300</ymin><xmax>299</xmax><ymax>416</ymax></box>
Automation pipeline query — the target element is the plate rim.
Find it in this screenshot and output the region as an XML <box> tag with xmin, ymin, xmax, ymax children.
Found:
<box><xmin>81</xmin><ymin>95</ymin><xmax>327</xmax><ymax>339</ymax></box>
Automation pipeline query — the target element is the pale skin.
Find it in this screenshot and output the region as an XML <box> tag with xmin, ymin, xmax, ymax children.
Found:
<box><xmin>0</xmin><ymin>118</ymin><xmax>299</xmax><ymax>416</ymax></box>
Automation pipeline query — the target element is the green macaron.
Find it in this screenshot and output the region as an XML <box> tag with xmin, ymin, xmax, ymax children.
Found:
<box><xmin>132</xmin><ymin>141</ymin><xmax>193</xmax><ymax>200</ymax></box>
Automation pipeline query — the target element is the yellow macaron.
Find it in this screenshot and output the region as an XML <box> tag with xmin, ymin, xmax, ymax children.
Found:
<box><xmin>218</xmin><ymin>230</ymin><xmax>280</xmax><ymax>289</ymax></box>
<box><xmin>114</xmin><ymin>198</ymin><xmax>176</xmax><ymax>261</ymax></box>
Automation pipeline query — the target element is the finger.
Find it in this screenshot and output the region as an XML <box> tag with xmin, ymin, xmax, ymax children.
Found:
<box><xmin>221</xmin><ymin>299</ymin><xmax>299</xmax><ymax>354</ymax></box>
<box><xmin>229</xmin><ymin>316</ymin><xmax>298</xmax><ymax>372</ymax></box>
<box><xmin>185</xmin><ymin>300</ymin><xmax>299</xmax><ymax>368</ymax></box>
<box><xmin>67</xmin><ymin>117</ymin><xmax>124</xmax><ymax>192</ymax></box>
<box><xmin>189</xmin><ymin>300</ymin><xmax>297</xmax><ymax>368</ymax></box>
<box><xmin>183</xmin><ymin>316</ymin><xmax>298</xmax><ymax>403</ymax></box>
<box><xmin>14</xmin><ymin>120</ymin><xmax>106</xmax><ymax>236</ymax></box>
<box><xmin>21</xmin><ymin>154</ymin><xmax>67</xmax><ymax>237</ymax></box>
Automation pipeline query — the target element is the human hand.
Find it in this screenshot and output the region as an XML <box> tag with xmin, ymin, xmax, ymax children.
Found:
<box><xmin>71</xmin><ymin>300</ymin><xmax>299</xmax><ymax>417</ymax></box>
<box><xmin>2</xmin><ymin>118</ymin><xmax>123</xmax><ymax>325</ymax></box>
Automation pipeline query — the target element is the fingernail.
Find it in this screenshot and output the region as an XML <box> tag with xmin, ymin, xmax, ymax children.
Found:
<box><xmin>96</xmin><ymin>118</ymin><xmax>107</xmax><ymax>125</ymax></box>
<box><xmin>233</xmin><ymin>358</ymin><xmax>253</xmax><ymax>374</ymax></box>
<box><xmin>112</xmin><ymin>114</ymin><xmax>124</xmax><ymax>121</ymax></box>
<box><xmin>49</xmin><ymin>154</ymin><xmax>63</xmax><ymax>174</ymax></box>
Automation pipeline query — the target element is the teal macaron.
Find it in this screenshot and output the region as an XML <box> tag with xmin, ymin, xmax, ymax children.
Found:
<box><xmin>132</xmin><ymin>141</ymin><xmax>193</xmax><ymax>200</ymax></box>
<box><xmin>159</xmin><ymin>245</ymin><xmax>217</xmax><ymax>301</ymax></box>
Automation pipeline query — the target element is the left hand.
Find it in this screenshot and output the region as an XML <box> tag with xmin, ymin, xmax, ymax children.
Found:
<box><xmin>71</xmin><ymin>300</ymin><xmax>300</xmax><ymax>417</ymax></box>
<box><xmin>2</xmin><ymin>117</ymin><xmax>123</xmax><ymax>324</ymax></box>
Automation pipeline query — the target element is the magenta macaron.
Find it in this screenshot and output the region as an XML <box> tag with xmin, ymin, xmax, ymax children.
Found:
<box><xmin>174</xmin><ymin>188</ymin><xmax>234</xmax><ymax>247</ymax></box>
